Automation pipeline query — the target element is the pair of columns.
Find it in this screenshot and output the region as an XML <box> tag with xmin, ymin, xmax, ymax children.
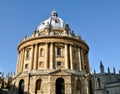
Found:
<box><xmin>16</xmin><ymin>48</ymin><xmax>25</xmax><ymax>73</ymax></box>
<box><xmin>18</xmin><ymin>45</ymin><xmax>35</xmax><ymax>72</ymax></box>
<box><xmin>65</xmin><ymin>44</ymin><xmax>73</xmax><ymax>69</ymax></box>
<box><xmin>16</xmin><ymin>43</ymin><xmax>52</xmax><ymax>73</ymax></box>
<box><xmin>30</xmin><ymin>43</ymin><xmax>52</xmax><ymax>71</ymax></box>
<box><xmin>65</xmin><ymin>44</ymin><xmax>83</xmax><ymax>71</ymax></box>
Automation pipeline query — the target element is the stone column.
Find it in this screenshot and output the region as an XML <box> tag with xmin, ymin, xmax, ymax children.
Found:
<box><xmin>65</xmin><ymin>44</ymin><xmax>68</xmax><ymax>69</ymax></box>
<box><xmin>45</xmin><ymin>43</ymin><xmax>48</xmax><ymax>69</ymax></box>
<box><xmin>86</xmin><ymin>53</ymin><xmax>90</xmax><ymax>73</ymax></box>
<box><xmin>70</xmin><ymin>45</ymin><xmax>73</xmax><ymax>70</ymax></box>
<box><xmin>29</xmin><ymin>45</ymin><xmax>34</xmax><ymax>71</ymax></box>
<box><xmin>16</xmin><ymin>51</ymin><xmax>20</xmax><ymax>73</ymax></box>
<box><xmin>33</xmin><ymin>44</ymin><xmax>38</xmax><ymax>70</ymax></box>
<box><xmin>21</xmin><ymin>48</ymin><xmax>25</xmax><ymax>72</ymax></box>
<box><xmin>50</xmin><ymin>43</ymin><xmax>54</xmax><ymax>69</ymax></box>
<box><xmin>19</xmin><ymin>50</ymin><xmax>23</xmax><ymax>72</ymax></box>
<box><xmin>81</xmin><ymin>49</ymin><xmax>84</xmax><ymax>70</ymax></box>
<box><xmin>78</xmin><ymin>47</ymin><xmax>82</xmax><ymax>71</ymax></box>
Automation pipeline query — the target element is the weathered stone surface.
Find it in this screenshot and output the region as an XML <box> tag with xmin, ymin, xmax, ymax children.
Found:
<box><xmin>10</xmin><ymin>11</ymin><xmax>94</xmax><ymax>94</ymax></box>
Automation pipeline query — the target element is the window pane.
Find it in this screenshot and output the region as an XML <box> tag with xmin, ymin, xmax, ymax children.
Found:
<box><xmin>26</xmin><ymin>50</ymin><xmax>30</xmax><ymax>59</ymax></box>
<box><xmin>57</xmin><ymin>48</ymin><xmax>61</xmax><ymax>56</ymax></box>
<box><xmin>25</xmin><ymin>64</ymin><xmax>28</xmax><ymax>69</ymax></box>
<box><xmin>40</xmin><ymin>48</ymin><xmax>44</xmax><ymax>57</ymax></box>
<box><xmin>57</xmin><ymin>62</ymin><xmax>61</xmax><ymax>66</ymax></box>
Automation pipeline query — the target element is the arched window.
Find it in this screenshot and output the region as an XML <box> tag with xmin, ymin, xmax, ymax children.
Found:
<box><xmin>26</xmin><ymin>50</ymin><xmax>30</xmax><ymax>59</ymax></box>
<box><xmin>57</xmin><ymin>47</ymin><xmax>61</xmax><ymax>56</ymax></box>
<box><xmin>76</xmin><ymin>79</ymin><xmax>80</xmax><ymax>90</ymax></box>
<box><xmin>40</xmin><ymin>48</ymin><xmax>44</xmax><ymax>57</ymax></box>
<box><xmin>98</xmin><ymin>78</ymin><xmax>101</xmax><ymax>89</ymax></box>
<box><xmin>36</xmin><ymin>79</ymin><xmax>42</xmax><ymax>91</ymax></box>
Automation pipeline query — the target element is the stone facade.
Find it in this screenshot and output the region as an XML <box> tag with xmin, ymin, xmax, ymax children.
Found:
<box><xmin>94</xmin><ymin>61</ymin><xmax>120</xmax><ymax>94</ymax></box>
<box><xmin>10</xmin><ymin>11</ymin><xmax>94</xmax><ymax>94</ymax></box>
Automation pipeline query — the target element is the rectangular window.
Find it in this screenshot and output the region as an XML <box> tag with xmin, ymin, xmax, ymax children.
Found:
<box><xmin>26</xmin><ymin>50</ymin><xmax>30</xmax><ymax>59</ymax></box>
<box><xmin>57</xmin><ymin>47</ymin><xmax>61</xmax><ymax>56</ymax></box>
<box><xmin>40</xmin><ymin>48</ymin><xmax>44</xmax><ymax>57</ymax></box>
<box><xmin>57</xmin><ymin>61</ymin><xmax>62</xmax><ymax>66</ymax></box>
<box><xmin>25</xmin><ymin>64</ymin><xmax>28</xmax><ymax>69</ymax></box>
<box><xmin>39</xmin><ymin>62</ymin><xmax>43</xmax><ymax>67</ymax></box>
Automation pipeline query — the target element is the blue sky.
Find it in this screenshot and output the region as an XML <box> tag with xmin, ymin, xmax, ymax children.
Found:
<box><xmin>0</xmin><ymin>0</ymin><xmax>120</xmax><ymax>75</ymax></box>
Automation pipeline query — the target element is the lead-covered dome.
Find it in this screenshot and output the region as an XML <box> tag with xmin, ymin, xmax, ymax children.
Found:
<box><xmin>37</xmin><ymin>10</ymin><xmax>65</xmax><ymax>31</ymax></box>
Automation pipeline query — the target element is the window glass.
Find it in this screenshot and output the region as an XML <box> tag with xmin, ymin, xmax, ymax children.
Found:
<box><xmin>40</xmin><ymin>48</ymin><xmax>44</xmax><ymax>57</ymax></box>
<box><xmin>26</xmin><ymin>50</ymin><xmax>30</xmax><ymax>59</ymax></box>
<box><xmin>57</xmin><ymin>62</ymin><xmax>62</xmax><ymax>66</ymax></box>
<box><xmin>57</xmin><ymin>47</ymin><xmax>61</xmax><ymax>56</ymax></box>
<box><xmin>25</xmin><ymin>64</ymin><xmax>28</xmax><ymax>69</ymax></box>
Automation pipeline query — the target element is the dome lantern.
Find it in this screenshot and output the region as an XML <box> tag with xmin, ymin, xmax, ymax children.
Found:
<box><xmin>51</xmin><ymin>10</ymin><xmax>58</xmax><ymax>17</ymax></box>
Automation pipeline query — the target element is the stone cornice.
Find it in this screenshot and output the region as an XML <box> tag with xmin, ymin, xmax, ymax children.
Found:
<box><xmin>18</xmin><ymin>35</ymin><xmax>89</xmax><ymax>51</ymax></box>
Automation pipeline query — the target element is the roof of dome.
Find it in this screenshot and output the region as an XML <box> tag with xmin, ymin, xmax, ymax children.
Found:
<box><xmin>37</xmin><ymin>11</ymin><xmax>65</xmax><ymax>31</ymax></box>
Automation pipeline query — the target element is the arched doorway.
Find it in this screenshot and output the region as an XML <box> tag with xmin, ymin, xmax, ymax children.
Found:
<box><xmin>35</xmin><ymin>79</ymin><xmax>42</xmax><ymax>94</ymax></box>
<box><xmin>18</xmin><ymin>79</ymin><xmax>24</xmax><ymax>94</ymax></box>
<box><xmin>56</xmin><ymin>78</ymin><xmax>65</xmax><ymax>94</ymax></box>
<box><xmin>89</xmin><ymin>80</ymin><xmax>93</xmax><ymax>94</ymax></box>
<box><xmin>76</xmin><ymin>79</ymin><xmax>82</xmax><ymax>94</ymax></box>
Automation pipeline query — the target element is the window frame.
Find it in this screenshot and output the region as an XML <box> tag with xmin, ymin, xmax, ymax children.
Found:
<box><xmin>57</xmin><ymin>47</ymin><xmax>62</xmax><ymax>56</ymax></box>
<box><xmin>36</xmin><ymin>79</ymin><xmax>42</xmax><ymax>91</ymax></box>
<box><xmin>57</xmin><ymin>61</ymin><xmax>62</xmax><ymax>67</ymax></box>
<box><xmin>40</xmin><ymin>48</ymin><xmax>44</xmax><ymax>57</ymax></box>
<box><xmin>26</xmin><ymin>49</ymin><xmax>31</xmax><ymax>59</ymax></box>
<box><xmin>25</xmin><ymin>64</ymin><xmax>28</xmax><ymax>69</ymax></box>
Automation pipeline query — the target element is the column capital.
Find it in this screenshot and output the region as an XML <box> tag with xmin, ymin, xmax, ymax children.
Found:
<box><xmin>45</xmin><ymin>41</ymin><xmax>50</xmax><ymax>44</ymax></box>
<box><xmin>69</xmin><ymin>43</ymin><xmax>74</xmax><ymax>46</ymax></box>
<box><xmin>50</xmin><ymin>41</ymin><xmax>54</xmax><ymax>45</ymax></box>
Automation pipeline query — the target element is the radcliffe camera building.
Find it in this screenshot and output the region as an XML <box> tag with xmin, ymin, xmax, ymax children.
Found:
<box><xmin>10</xmin><ymin>11</ymin><xmax>94</xmax><ymax>94</ymax></box>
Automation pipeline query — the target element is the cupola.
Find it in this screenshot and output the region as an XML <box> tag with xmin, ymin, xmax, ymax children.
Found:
<box><xmin>37</xmin><ymin>10</ymin><xmax>65</xmax><ymax>31</ymax></box>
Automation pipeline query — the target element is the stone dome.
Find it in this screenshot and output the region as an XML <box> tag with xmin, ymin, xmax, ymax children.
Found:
<box><xmin>37</xmin><ymin>11</ymin><xmax>65</xmax><ymax>31</ymax></box>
